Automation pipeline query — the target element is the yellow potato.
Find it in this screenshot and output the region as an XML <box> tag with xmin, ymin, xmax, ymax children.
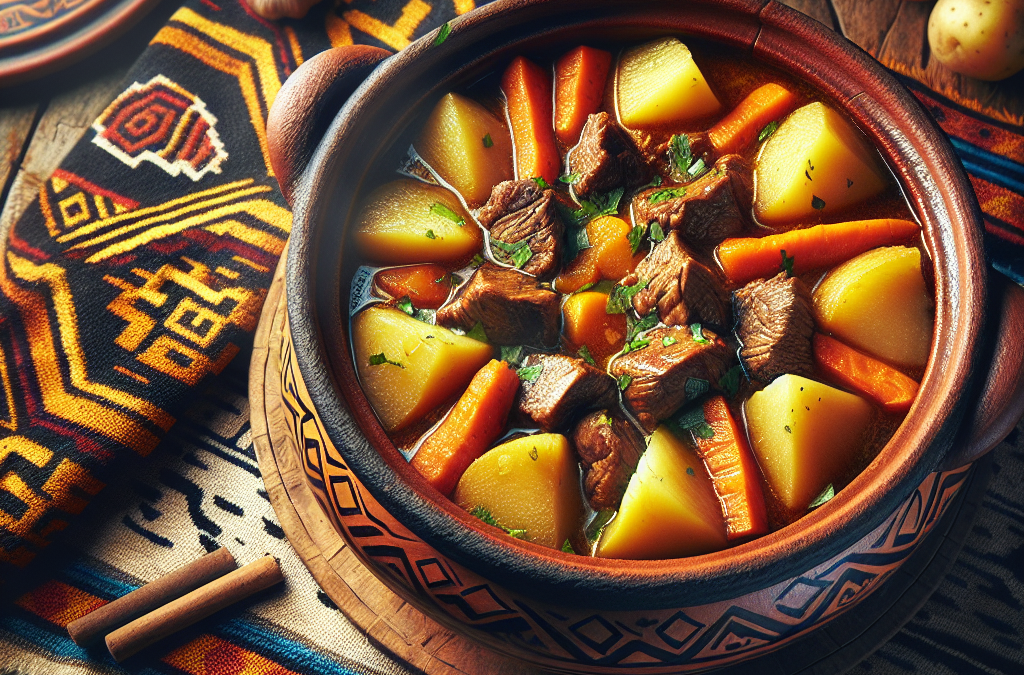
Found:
<box><xmin>813</xmin><ymin>246</ymin><xmax>933</xmax><ymax>368</ymax></box>
<box><xmin>416</xmin><ymin>93</ymin><xmax>514</xmax><ymax>207</ymax></box>
<box><xmin>754</xmin><ymin>102</ymin><xmax>887</xmax><ymax>226</ymax></box>
<box><xmin>745</xmin><ymin>374</ymin><xmax>873</xmax><ymax>512</ymax></box>
<box><xmin>928</xmin><ymin>0</ymin><xmax>1024</xmax><ymax>81</ymax></box>
<box><xmin>454</xmin><ymin>434</ymin><xmax>584</xmax><ymax>549</ymax></box>
<box><xmin>352</xmin><ymin>306</ymin><xmax>493</xmax><ymax>431</ymax></box>
<box><xmin>596</xmin><ymin>425</ymin><xmax>727</xmax><ymax>560</ymax></box>
<box><xmin>354</xmin><ymin>180</ymin><xmax>481</xmax><ymax>265</ymax></box>
<box><xmin>616</xmin><ymin>37</ymin><xmax>722</xmax><ymax>129</ymax></box>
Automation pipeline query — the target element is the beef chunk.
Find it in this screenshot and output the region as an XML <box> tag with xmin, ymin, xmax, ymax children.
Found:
<box><xmin>568</xmin><ymin>112</ymin><xmax>647</xmax><ymax>197</ymax></box>
<box><xmin>632</xmin><ymin>154</ymin><xmax>753</xmax><ymax>247</ymax></box>
<box><xmin>610</xmin><ymin>325</ymin><xmax>732</xmax><ymax>432</ymax></box>
<box><xmin>733</xmin><ymin>272</ymin><xmax>815</xmax><ymax>382</ymax></box>
<box><xmin>477</xmin><ymin>180</ymin><xmax>564</xmax><ymax>281</ymax></box>
<box><xmin>436</xmin><ymin>263</ymin><xmax>560</xmax><ymax>347</ymax></box>
<box><xmin>622</xmin><ymin>230</ymin><xmax>728</xmax><ymax>328</ymax></box>
<box><xmin>573</xmin><ymin>410</ymin><xmax>645</xmax><ymax>511</ymax></box>
<box><xmin>516</xmin><ymin>354</ymin><xmax>617</xmax><ymax>431</ymax></box>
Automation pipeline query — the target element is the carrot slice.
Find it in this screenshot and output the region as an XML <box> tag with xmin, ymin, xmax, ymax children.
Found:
<box><xmin>562</xmin><ymin>291</ymin><xmax>627</xmax><ymax>369</ymax></box>
<box><xmin>375</xmin><ymin>264</ymin><xmax>453</xmax><ymax>309</ymax></box>
<box><xmin>717</xmin><ymin>218</ymin><xmax>920</xmax><ymax>284</ymax></box>
<box><xmin>693</xmin><ymin>396</ymin><xmax>769</xmax><ymax>541</ymax></box>
<box><xmin>410</xmin><ymin>359</ymin><xmax>520</xmax><ymax>496</ymax></box>
<box><xmin>554</xmin><ymin>216</ymin><xmax>644</xmax><ymax>292</ymax></box>
<box><xmin>554</xmin><ymin>46</ymin><xmax>613</xmax><ymax>147</ymax></box>
<box><xmin>502</xmin><ymin>56</ymin><xmax>561</xmax><ymax>185</ymax></box>
<box><xmin>813</xmin><ymin>333</ymin><xmax>919</xmax><ymax>414</ymax></box>
<box><xmin>707</xmin><ymin>82</ymin><xmax>800</xmax><ymax>156</ymax></box>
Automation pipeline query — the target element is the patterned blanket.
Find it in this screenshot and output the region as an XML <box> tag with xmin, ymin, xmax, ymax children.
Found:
<box><xmin>0</xmin><ymin>0</ymin><xmax>1021</xmax><ymax>673</ymax></box>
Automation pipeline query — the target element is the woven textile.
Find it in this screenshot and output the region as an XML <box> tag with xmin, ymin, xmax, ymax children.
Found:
<box><xmin>0</xmin><ymin>0</ymin><xmax>1022</xmax><ymax>673</ymax></box>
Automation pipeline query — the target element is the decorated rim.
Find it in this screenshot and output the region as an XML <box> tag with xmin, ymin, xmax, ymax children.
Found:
<box><xmin>285</xmin><ymin>0</ymin><xmax>986</xmax><ymax>610</ymax></box>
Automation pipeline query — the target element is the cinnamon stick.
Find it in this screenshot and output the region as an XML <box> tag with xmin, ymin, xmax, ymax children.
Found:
<box><xmin>67</xmin><ymin>547</ymin><xmax>236</xmax><ymax>646</ymax></box>
<box><xmin>105</xmin><ymin>555</ymin><xmax>284</xmax><ymax>662</ymax></box>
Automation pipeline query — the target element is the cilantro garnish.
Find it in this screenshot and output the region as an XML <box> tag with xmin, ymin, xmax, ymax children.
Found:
<box><xmin>668</xmin><ymin>133</ymin><xmax>694</xmax><ymax>176</ymax></box>
<box><xmin>565</xmin><ymin>187</ymin><xmax>624</xmax><ymax>228</ymax></box>
<box><xmin>561</xmin><ymin>539</ymin><xmax>575</xmax><ymax>554</ymax></box>
<box><xmin>434</xmin><ymin>21</ymin><xmax>452</xmax><ymax>46</ymax></box>
<box><xmin>465</xmin><ymin>322</ymin><xmax>488</xmax><ymax>343</ymax></box>
<box><xmin>808</xmin><ymin>484</ymin><xmax>835</xmax><ymax>509</ymax></box>
<box><xmin>368</xmin><ymin>353</ymin><xmax>403</xmax><ymax>368</ymax></box>
<box><xmin>811</xmin><ymin>195</ymin><xmax>826</xmax><ymax>210</ymax></box>
<box><xmin>649</xmin><ymin>221</ymin><xmax>666</xmax><ymax>242</ymax></box>
<box><xmin>690</xmin><ymin>323</ymin><xmax>711</xmax><ymax>344</ymax></box>
<box><xmin>627</xmin><ymin>223</ymin><xmax>647</xmax><ymax>255</ymax></box>
<box><xmin>758</xmin><ymin>121</ymin><xmax>778</xmax><ymax>143</ymax></box>
<box><xmin>559</xmin><ymin>172</ymin><xmax>580</xmax><ymax>184</ymax></box>
<box><xmin>425</xmin><ymin>229</ymin><xmax>437</xmax><ymax>239</ymax></box>
<box><xmin>470</xmin><ymin>506</ymin><xmax>526</xmax><ymax>539</ymax></box>
<box><xmin>518</xmin><ymin>363</ymin><xmax>544</xmax><ymax>382</ymax></box>
<box><xmin>626</xmin><ymin>310</ymin><xmax>658</xmax><ymax>343</ymax></box>
<box><xmin>623</xmin><ymin>337</ymin><xmax>651</xmax><ymax>354</ymax></box>
<box><xmin>662</xmin><ymin>336</ymin><xmax>677</xmax><ymax>347</ymax></box>
<box><xmin>482</xmin><ymin>133</ymin><xmax>493</xmax><ymax>148</ymax></box>
<box><xmin>578</xmin><ymin>344</ymin><xmax>596</xmax><ymax>366</ymax></box>
<box><xmin>781</xmin><ymin>249</ymin><xmax>795</xmax><ymax>277</ymax></box>
<box><xmin>430</xmin><ymin>202</ymin><xmax>465</xmax><ymax>226</ymax></box>
<box><xmin>673</xmin><ymin>404</ymin><xmax>715</xmax><ymax>440</ymax></box>
<box><xmin>531</xmin><ymin>176</ymin><xmax>551</xmax><ymax>190</ymax></box>
<box><xmin>511</xmin><ymin>244</ymin><xmax>533</xmax><ymax>269</ymax></box>
<box><xmin>500</xmin><ymin>345</ymin><xmax>525</xmax><ymax>368</ymax></box>
<box><xmin>606</xmin><ymin>278</ymin><xmax>649</xmax><ymax>314</ymax></box>
<box><xmin>617</xmin><ymin>374</ymin><xmax>632</xmax><ymax>391</ymax></box>
<box><xmin>718</xmin><ymin>365</ymin><xmax>745</xmax><ymax>398</ymax></box>
<box><xmin>396</xmin><ymin>295</ymin><xmax>414</xmax><ymax>316</ymax></box>
<box><xmin>648</xmin><ymin>186</ymin><xmax>687</xmax><ymax>204</ymax></box>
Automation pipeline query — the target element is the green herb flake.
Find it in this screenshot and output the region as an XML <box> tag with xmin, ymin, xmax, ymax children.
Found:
<box><xmin>690</xmin><ymin>323</ymin><xmax>711</xmax><ymax>344</ymax></box>
<box><xmin>669</xmin><ymin>133</ymin><xmax>693</xmax><ymax>175</ymax></box>
<box><xmin>648</xmin><ymin>186</ymin><xmax>687</xmax><ymax>204</ymax></box>
<box><xmin>559</xmin><ymin>172</ymin><xmax>581</xmax><ymax>184</ymax></box>
<box><xmin>511</xmin><ymin>244</ymin><xmax>533</xmax><ymax>269</ymax></box>
<box><xmin>566</xmin><ymin>187</ymin><xmax>624</xmax><ymax>228</ymax></box>
<box><xmin>425</xmin><ymin>229</ymin><xmax>437</xmax><ymax>240</ymax></box>
<box><xmin>413</xmin><ymin>308</ymin><xmax>435</xmax><ymax>324</ymax></box>
<box><xmin>758</xmin><ymin>121</ymin><xmax>778</xmax><ymax>143</ymax></box>
<box><xmin>470</xmin><ymin>253</ymin><xmax>485</xmax><ymax>266</ymax></box>
<box><xmin>626</xmin><ymin>310</ymin><xmax>659</xmax><ymax>342</ymax></box>
<box><xmin>662</xmin><ymin>336</ymin><xmax>677</xmax><ymax>347</ymax></box>
<box><xmin>396</xmin><ymin>295</ymin><xmax>414</xmax><ymax>316</ymax></box>
<box><xmin>470</xmin><ymin>505</ymin><xmax>527</xmax><ymax>539</ymax></box>
<box><xmin>572</xmin><ymin>281</ymin><xmax>596</xmax><ymax>295</ymax></box>
<box><xmin>649</xmin><ymin>221</ymin><xmax>666</xmax><ymax>243</ymax></box>
<box><xmin>686</xmin><ymin>467</ymin><xmax>696</xmax><ymax>476</ymax></box>
<box><xmin>685</xmin><ymin>377</ymin><xmax>710</xmax><ymax>401</ymax></box>
<box><xmin>465</xmin><ymin>322</ymin><xmax>489</xmax><ymax>343</ymax></box>
<box><xmin>430</xmin><ymin>202</ymin><xmax>465</xmax><ymax>227</ymax></box>
<box><xmin>586</xmin><ymin>510</ymin><xmax>615</xmax><ymax>544</ymax></box>
<box><xmin>531</xmin><ymin>176</ymin><xmax>551</xmax><ymax>190</ymax></box>
<box><xmin>808</xmin><ymin>484</ymin><xmax>835</xmax><ymax>509</ymax></box>
<box><xmin>529</xmin><ymin>446</ymin><xmax>539</xmax><ymax>461</ymax></box>
<box><xmin>686</xmin><ymin>157</ymin><xmax>706</xmax><ymax>177</ymax></box>
<box><xmin>693</xmin><ymin>422</ymin><xmax>715</xmax><ymax>439</ymax></box>
<box><xmin>482</xmin><ymin>133</ymin><xmax>494</xmax><ymax>148</ymax></box>
<box><xmin>624</xmin><ymin>338</ymin><xmax>651</xmax><ymax>354</ymax></box>
<box><xmin>500</xmin><ymin>345</ymin><xmax>525</xmax><ymax>368</ymax></box>
<box><xmin>781</xmin><ymin>249</ymin><xmax>795</xmax><ymax>277</ymax></box>
<box><xmin>518</xmin><ymin>363</ymin><xmax>544</xmax><ymax>382</ymax></box>
<box><xmin>628</xmin><ymin>223</ymin><xmax>647</xmax><ymax>255</ymax></box>
<box><xmin>644</xmin><ymin>175</ymin><xmax>663</xmax><ymax>189</ymax></box>
<box><xmin>811</xmin><ymin>195</ymin><xmax>826</xmax><ymax>210</ymax></box>
<box><xmin>561</xmin><ymin>539</ymin><xmax>575</xmax><ymax>554</ymax></box>
<box><xmin>434</xmin><ymin>21</ymin><xmax>452</xmax><ymax>46</ymax></box>
<box><xmin>606</xmin><ymin>278</ymin><xmax>649</xmax><ymax>314</ymax></box>
<box><xmin>578</xmin><ymin>344</ymin><xmax>597</xmax><ymax>366</ymax></box>
<box><xmin>617</xmin><ymin>374</ymin><xmax>632</xmax><ymax>391</ymax></box>
<box><xmin>718</xmin><ymin>365</ymin><xmax>745</xmax><ymax>398</ymax></box>
<box><xmin>784</xmin><ymin>424</ymin><xmax>792</xmax><ymax>433</ymax></box>
<box><xmin>368</xmin><ymin>352</ymin><xmax>404</xmax><ymax>368</ymax></box>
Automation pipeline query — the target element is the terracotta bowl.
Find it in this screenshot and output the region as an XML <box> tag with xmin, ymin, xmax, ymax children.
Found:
<box><xmin>264</xmin><ymin>0</ymin><xmax>1024</xmax><ymax>671</ymax></box>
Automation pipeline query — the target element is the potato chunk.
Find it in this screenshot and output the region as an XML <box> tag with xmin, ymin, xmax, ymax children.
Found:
<box><xmin>354</xmin><ymin>180</ymin><xmax>481</xmax><ymax>265</ymax></box>
<box><xmin>754</xmin><ymin>102</ymin><xmax>886</xmax><ymax>226</ymax></box>
<box><xmin>813</xmin><ymin>246</ymin><xmax>933</xmax><ymax>368</ymax></box>
<box><xmin>352</xmin><ymin>307</ymin><xmax>493</xmax><ymax>431</ymax></box>
<box><xmin>454</xmin><ymin>434</ymin><xmax>584</xmax><ymax>549</ymax></box>
<box><xmin>928</xmin><ymin>0</ymin><xmax>1024</xmax><ymax>81</ymax></box>
<box><xmin>745</xmin><ymin>374</ymin><xmax>873</xmax><ymax>512</ymax></box>
<box><xmin>616</xmin><ymin>37</ymin><xmax>721</xmax><ymax>129</ymax></box>
<box><xmin>596</xmin><ymin>425</ymin><xmax>727</xmax><ymax>560</ymax></box>
<box><xmin>416</xmin><ymin>93</ymin><xmax>514</xmax><ymax>207</ymax></box>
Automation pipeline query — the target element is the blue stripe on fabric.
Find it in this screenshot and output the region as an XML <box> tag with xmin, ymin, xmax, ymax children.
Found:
<box><xmin>949</xmin><ymin>137</ymin><xmax>1024</xmax><ymax>193</ymax></box>
<box><xmin>62</xmin><ymin>560</ymin><xmax>140</xmax><ymax>600</ymax></box>
<box><xmin>0</xmin><ymin>616</ymin><xmax>94</xmax><ymax>661</ymax></box>
<box><xmin>218</xmin><ymin>619</ymin><xmax>362</xmax><ymax>675</ymax></box>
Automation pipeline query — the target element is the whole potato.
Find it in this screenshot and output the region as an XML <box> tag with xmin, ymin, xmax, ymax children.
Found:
<box><xmin>928</xmin><ymin>0</ymin><xmax>1024</xmax><ymax>80</ymax></box>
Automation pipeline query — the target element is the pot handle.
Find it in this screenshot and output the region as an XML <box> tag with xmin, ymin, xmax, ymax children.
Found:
<box><xmin>942</xmin><ymin>274</ymin><xmax>1024</xmax><ymax>470</ymax></box>
<box><xmin>268</xmin><ymin>45</ymin><xmax>392</xmax><ymax>207</ymax></box>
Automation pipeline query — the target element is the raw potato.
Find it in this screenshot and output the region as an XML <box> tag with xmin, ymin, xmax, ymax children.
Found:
<box><xmin>745</xmin><ymin>374</ymin><xmax>873</xmax><ymax>512</ymax></box>
<box><xmin>813</xmin><ymin>246</ymin><xmax>933</xmax><ymax>368</ymax></box>
<box><xmin>416</xmin><ymin>93</ymin><xmax>514</xmax><ymax>206</ymax></box>
<box><xmin>928</xmin><ymin>0</ymin><xmax>1024</xmax><ymax>81</ymax></box>
<box><xmin>754</xmin><ymin>102</ymin><xmax>887</xmax><ymax>226</ymax></box>
<box><xmin>616</xmin><ymin>37</ymin><xmax>722</xmax><ymax>128</ymax></box>
<box><xmin>596</xmin><ymin>425</ymin><xmax>727</xmax><ymax>560</ymax></box>
<box><xmin>354</xmin><ymin>180</ymin><xmax>481</xmax><ymax>265</ymax></box>
<box><xmin>454</xmin><ymin>434</ymin><xmax>584</xmax><ymax>549</ymax></box>
<box><xmin>352</xmin><ymin>307</ymin><xmax>493</xmax><ymax>431</ymax></box>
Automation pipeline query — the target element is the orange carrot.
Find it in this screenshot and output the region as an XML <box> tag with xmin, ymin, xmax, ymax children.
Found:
<box><xmin>555</xmin><ymin>216</ymin><xmax>644</xmax><ymax>292</ymax></box>
<box><xmin>554</xmin><ymin>46</ymin><xmax>613</xmax><ymax>147</ymax></box>
<box><xmin>410</xmin><ymin>359</ymin><xmax>520</xmax><ymax>495</ymax></box>
<box><xmin>693</xmin><ymin>396</ymin><xmax>769</xmax><ymax>541</ymax></box>
<box><xmin>717</xmin><ymin>218</ymin><xmax>920</xmax><ymax>284</ymax></box>
<box><xmin>562</xmin><ymin>291</ymin><xmax>627</xmax><ymax>369</ymax></box>
<box><xmin>375</xmin><ymin>264</ymin><xmax>453</xmax><ymax>309</ymax></box>
<box><xmin>813</xmin><ymin>333</ymin><xmax>919</xmax><ymax>414</ymax></box>
<box><xmin>708</xmin><ymin>83</ymin><xmax>800</xmax><ymax>155</ymax></box>
<box><xmin>502</xmin><ymin>56</ymin><xmax>560</xmax><ymax>185</ymax></box>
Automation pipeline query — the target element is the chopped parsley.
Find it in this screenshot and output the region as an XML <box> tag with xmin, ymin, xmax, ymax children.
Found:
<box><xmin>644</xmin><ymin>174</ymin><xmax>663</xmax><ymax>188</ymax></box>
<box><xmin>674</xmin><ymin>404</ymin><xmax>715</xmax><ymax>440</ymax></box>
<box><xmin>686</xmin><ymin>467</ymin><xmax>696</xmax><ymax>476</ymax></box>
<box><xmin>648</xmin><ymin>186</ymin><xmax>687</xmax><ymax>204</ymax></box>
<box><xmin>758</xmin><ymin>121</ymin><xmax>778</xmax><ymax>142</ymax></box>
<box><xmin>559</xmin><ymin>172</ymin><xmax>581</xmax><ymax>184</ymax></box>
<box><xmin>628</xmin><ymin>223</ymin><xmax>647</xmax><ymax>255</ymax></box>
<box><xmin>396</xmin><ymin>295</ymin><xmax>414</xmax><ymax>316</ymax></box>
<box><xmin>781</xmin><ymin>249</ymin><xmax>795</xmax><ymax>277</ymax></box>
<box><xmin>685</xmin><ymin>377</ymin><xmax>710</xmax><ymax>401</ymax></box>
<box><xmin>368</xmin><ymin>353</ymin><xmax>403</xmax><ymax>368</ymax></box>
<box><xmin>811</xmin><ymin>195</ymin><xmax>826</xmax><ymax>210</ymax></box>
<box><xmin>662</xmin><ymin>336</ymin><xmax>677</xmax><ymax>347</ymax></box>
<box><xmin>649</xmin><ymin>221</ymin><xmax>666</xmax><ymax>242</ymax></box>
<box><xmin>470</xmin><ymin>506</ymin><xmax>526</xmax><ymax>539</ymax></box>
<box><xmin>626</xmin><ymin>310</ymin><xmax>658</xmax><ymax>342</ymax></box>
<box><xmin>784</xmin><ymin>424</ymin><xmax>792</xmax><ymax>433</ymax></box>
<box><xmin>623</xmin><ymin>337</ymin><xmax>651</xmax><ymax>354</ymax></box>
<box><xmin>430</xmin><ymin>202</ymin><xmax>465</xmax><ymax>226</ymax></box>
<box><xmin>531</xmin><ymin>176</ymin><xmax>551</xmax><ymax>190</ymax></box>
<box><xmin>564</xmin><ymin>187</ymin><xmax>624</xmax><ymax>228</ymax></box>
<box><xmin>470</xmin><ymin>253</ymin><xmax>485</xmax><ymax>266</ymax></box>
<box><xmin>718</xmin><ymin>365</ymin><xmax>745</xmax><ymax>398</ymax></box>
<box><xmin>434</xmin><ymin>21</ymin><xmax>451</xmax><ymax>46</ymax></box>
<box><xmin>617</xmin><ymin>374</ymin><xmax>632</xmax><ymax>391</ymax></box>
<box><xmin>808</xmin><ymin>484</ymin><xmax>835</xmax><ymax>509</ymax></box>
<box><xmin>500</xmin><ymin>345</ymin><xmax>525</xmax><ymax>368</ymax></box>
<box><xmin>687</xmin><ymin>157</ymin><xmax>706</xmax><ymax>178</ymax></box>
<box><xmin>528</xmin><ymin>446</ymin><xmax>539</xmax><ymax>461</ymax></box>
<box><xmin>425</xmin><ymin>229</ymin><xmax>437</xmax><ymax>239</ymax></box>
<box><xmin>577</xmin><ymin>344</ymin><xmax>597</xmax><ymax>366</ymax></box>
<box><xmin>572</xmin><ymin>281</ymin><xmax>595</xmax><ymax>295</ymax></box>
<box><xmin>482</xmin><ymin>133</ymin><xmax>494</xmax><ymax>148</ymax></box>
<box><xmin>561</xmin><ymin>539</ymin><xmax>575</xmax><ymax>553</ymax></box>
<box><xmin>586</xmin><ymin>510</ymin><xmax>615</xmax><ymax>544</ymax></box>
<box><xmin>465</xmin><ymin>322</ymin><xmax>488</xmax><ymax>343</ymax></box>
<box><xmin>606</xmin><ymin>278</ymin><xmax>649</xmax><ymax>314</ymax></box>
<box><xmin>668</xmin><ymin>133</ymin><xmax>694</xmax><ymax>176</ymax></box>
<box><xmin>511</xmin><ymin>244</ymin><xmax>533</xmax><ymax>269</ymax></box>
<box><xmin>690</xmin><ymin>323</ymin><xmax>711</xmax><ymax>344</ymax></box>
<box><xmin>518</xmin><ymin>363</ymin><xmax>544</xmax><ymax>382</ymax></box>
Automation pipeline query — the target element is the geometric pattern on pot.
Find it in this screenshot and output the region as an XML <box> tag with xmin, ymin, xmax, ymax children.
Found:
<box><xmin>276</xmin><ymin>315</ymin><xmax>970</xmax><ymax>673</ymax></box>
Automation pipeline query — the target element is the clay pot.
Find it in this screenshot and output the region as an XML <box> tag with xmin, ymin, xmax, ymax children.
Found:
<box><xmin>264</xmin><ymin>0</ymin><xmax>1024</xmax><ymax>670</ymax></box>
